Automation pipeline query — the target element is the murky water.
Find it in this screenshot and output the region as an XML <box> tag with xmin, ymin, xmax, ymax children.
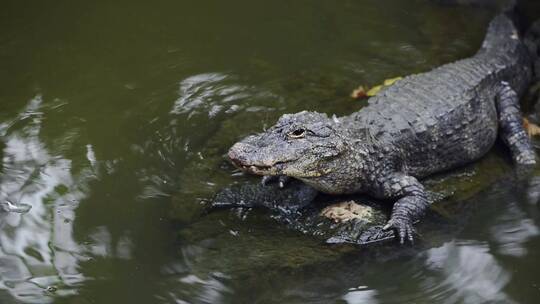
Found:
<box><xmin>1</xmin><ymin>0</ymin><xmax>540</xmax><ymax>303</ymax></box>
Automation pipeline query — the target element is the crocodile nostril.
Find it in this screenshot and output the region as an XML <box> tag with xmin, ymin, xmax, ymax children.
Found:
<box><xmin>228</xmin><ymin>147</ymin><xmax>240</xmax><ymax>162</ymax></box>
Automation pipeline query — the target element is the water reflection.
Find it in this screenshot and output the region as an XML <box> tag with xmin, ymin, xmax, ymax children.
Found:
<box><xmin>176</xmin><ymin>273</ymin><xmax>231</xmax><ymax>304</ymax></box>
<box><xmin>83</xmin><ymin>226</ymin><xmax>133</xmax><ymax>260</ymax></box>
<box><xmin>342</xmin><ymin>287</ymin><xmax>378</xmax><ymax>304</ymax></box>
<box><xmin>490</xmin><ymin>203</ymin><xmax>539</xmax><ymax>257</ymax></box>
<box><xmin>0</xmin><ymin>96</ymin><xmax>94</xmax><ymax>303</ymax></box>
<box><xmin>424</xmin><ymin>241</ymin><xmax>513</xmax><ymax>304</ymax></box>
<box><xmin>0</xmin><ymin>201</ymin><xmax>31</xmax><ymax>213</ymax></box>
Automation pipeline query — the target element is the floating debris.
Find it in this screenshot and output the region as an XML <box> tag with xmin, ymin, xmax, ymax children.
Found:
<box><xmin>320</xmin><ymin>201</ymin><xmax>375</xmax><ymax>223</ymax></box>
<box><xmin>350</xmin><ymin>86</ymin><xmax>368</xmax><ymax>99</ymax></box>
<box><xmin>45</xmin><ymin>286</ymin><xmax>57</xmax><ymax>293</ymax></box>
<box><xmin>351</xmin><ymin>76</ymin><xmax>403</xmax><ymax>99</ymax></box>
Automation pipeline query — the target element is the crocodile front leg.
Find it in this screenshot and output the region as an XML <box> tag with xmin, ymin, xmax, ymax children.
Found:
<box><xmin>374</xmin><ymin>173</ymin><xmax>430</xmax><ymax>244</ymax></box>
<box><xmin>209</xmin><ymin>180</ymin><xmax>317</xmax><ymax>213</ymax></box>
<box><xmin>496</xmin><ymin>81</ymin><xmax>536</xmax><ymax>165</ymax></box>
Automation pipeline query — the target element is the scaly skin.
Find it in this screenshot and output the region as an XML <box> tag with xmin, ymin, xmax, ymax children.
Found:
<box><xmin>228</xmin><ymin>13</ymin><xmax>537</xmax><ymax>244</ymax></box>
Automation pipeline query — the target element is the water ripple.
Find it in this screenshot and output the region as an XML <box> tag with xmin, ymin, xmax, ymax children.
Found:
<box><xmin>0</xmin><ymin>95</ymin><xmax>96</xmax><ymax>303</ymax></box>
<box><xmin>170</xmin><ymin>73</ymin><xmax>265</xmax><ymax>118</ymax></box>
<box><xmin>423</xmin><ymin>241</ymin><xmax>513</xmax><ymax>304</ymax></box>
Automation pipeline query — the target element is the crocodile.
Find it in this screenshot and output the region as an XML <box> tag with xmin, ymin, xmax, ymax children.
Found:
<box><xmin>227</xmin><ymin>8</ymin><xmax>539</xmax><ymax>244</ymax></box>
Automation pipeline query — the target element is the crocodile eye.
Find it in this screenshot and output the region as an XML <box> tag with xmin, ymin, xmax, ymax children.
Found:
<box><xmin>288</xmin><ymin>128</ymin><xmax>306</xmax><ymax>139</ymax></box>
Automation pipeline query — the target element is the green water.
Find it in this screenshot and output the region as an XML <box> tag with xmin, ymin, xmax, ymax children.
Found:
<box><xmin>1</xmin><ymin>0</ymin><xmax>540</xmax><ymax>303</ymax></box>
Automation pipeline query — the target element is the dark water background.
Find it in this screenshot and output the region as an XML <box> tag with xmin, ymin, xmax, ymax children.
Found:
<box><xmin>1</xmin><ymin>0</ymin><xmax>540</xmax><ymax>303</ymax></box>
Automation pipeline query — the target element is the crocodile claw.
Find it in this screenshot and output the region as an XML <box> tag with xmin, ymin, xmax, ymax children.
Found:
<box><xmin>515</xmin><ymin>151</ymin><xmax>536</xmax><ymax>165</ymax></box>
<box><xmin>326</xmin><ymin>226</ymin><xmax>395</xmax><ymax>245</ymax></box>
<box><xmin>261</xmin><ymin>175</ymin><xmax>291</xmax><ymax>188</ymax></box>
<box><xmin>357</xmin><ymin>226</ymin><xmax>396</xmax><ymax>245</ymax></box>
<box><xmin>383</xmin><ymin>217</ymin><xmax>415</xmax><ymax>244</ymax></box>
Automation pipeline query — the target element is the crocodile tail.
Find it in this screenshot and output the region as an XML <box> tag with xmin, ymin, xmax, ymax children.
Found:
<box><xmin>500</xmin><ymin>0</ymin><xmax>540</xmax><ymax>76</ymax></box>
<box><xmin>502</xmin><ymin>0</ymin><xmax>517</xmax><ymax>14</ymax></box>
<box><xmin>479</xmin><ymin>12</ymin><xmax>520</xmax><ymax>54</ymax></box>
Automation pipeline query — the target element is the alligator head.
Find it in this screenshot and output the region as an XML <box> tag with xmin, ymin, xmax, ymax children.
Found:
<box><xmin>228</xmin><ymin>111</ymin><xmax>361</xmax><ymax>194</ymax></box>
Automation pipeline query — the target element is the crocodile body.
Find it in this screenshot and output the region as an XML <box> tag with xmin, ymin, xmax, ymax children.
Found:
<box><xmin>228</xmin><ymin>12</ymin><xmax>537</xmax><ymax>243</ymax></box>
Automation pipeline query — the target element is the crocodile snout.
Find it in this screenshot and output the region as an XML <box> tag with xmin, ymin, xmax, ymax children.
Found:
<box><xmin>228</xmin><ymin>142</ymin><xmax>280</xmax><ymax>171</ymax></box>
<box><xmin>228</xmin><ymin>143</ymin><xmax>255</xmax><ymax>167</ymax></box>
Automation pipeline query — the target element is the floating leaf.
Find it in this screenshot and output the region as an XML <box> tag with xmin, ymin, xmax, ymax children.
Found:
<box><xmin>366</xmin><ymin>85</ymin><xmax>383</xmax><ymax>97</ymax></box>
<box><xmin>523</xmin><ymin>118</ymin><xmax>540</xmax><ymax>137</ymax></box>
<box><xmin>383</xmin><ymin>76</ymin><xmax>402</xmax><ymax>86</ymax></box>
<box><xmin>351</xmin><ymin>76</ymin><xmax>403</xmax><ymax>99</ymax></box>
<box><xmin>320</xmin><ymin>201</ymin><xmax>375</xmax><ymax>223</ymax></box>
